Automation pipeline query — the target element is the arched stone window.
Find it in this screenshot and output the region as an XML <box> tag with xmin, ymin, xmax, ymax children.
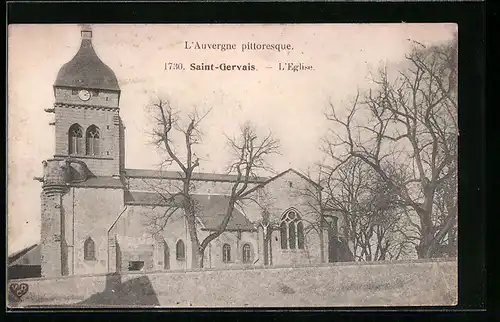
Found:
<box><xmin>242</xmin><ymin>243</ymin><xmax>252</xmax><ymax>263</ymax></box>
<box><xmin>84</xmin><ymin>237</ymin><xmax>96</xmax><ymax>260</ymax></box>
<box><xmin>68</xmin><ymin>124</ymin><xmax>84</xmax><ymax>155</ymax></box>
<box><xmin>280</xmin><ymin>209</ymin><xmax>305</xmax><ymax>250</ymax></box>
<box><xmin>86</xmin><ymin>125</ymin><xmax>100</xmax><ymax>156</ymax></box>
<box><xmin>176</xmin><ymin>239</ymin><xmax>185</xmax><ymax>260</ymax></box>
<box><xmin>222</xmin><ymin>244</ymin><xmax>231</xmax><ymax>263</ymax></box>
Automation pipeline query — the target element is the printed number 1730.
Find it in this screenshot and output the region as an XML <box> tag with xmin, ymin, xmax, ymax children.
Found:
<box><xmin>164</xmin><ymin>63</ymin><xmax>185</xmax><ymax>70</ymax></box>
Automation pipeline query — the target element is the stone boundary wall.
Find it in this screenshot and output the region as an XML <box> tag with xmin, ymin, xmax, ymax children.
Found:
<box><xmin>9</xmin><ymin>258</ymin><xmax>457</xmax><ymax>308</ymax></box>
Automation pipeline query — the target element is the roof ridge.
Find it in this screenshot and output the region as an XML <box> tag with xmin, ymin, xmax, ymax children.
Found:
<box><xmin>124</xmin><ymin>168</ymin><xmax>269</xmax><ymax>182</ymax></box>
<box><xmin>125</xmin><ymin>168</ymin><xmax>267</xmax><ymax>175</ymax></box>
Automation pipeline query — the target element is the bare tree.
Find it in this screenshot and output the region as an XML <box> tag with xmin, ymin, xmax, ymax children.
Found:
<box><xmin>146</xmin><ymin>98</ymin><xmax>212</xmax><ymax>268</ymax></box>
<box><xmin>192</xmin><ymin>122</ymin><xmax>280</xmax><ymax>267</ymax></box>
<box><xmin>313</xmin><ymin>159</ymin><xmax>412</xmax><ymax>262</ymax></box>
<box><xmin>323</xmin><ymin>36</ymin><xmax>458</xmax><ymax>259</ymax></box>
<box><xmin>148</xmin><ymin>99</ymin><xmax>280</xmax><ymax>268</ymax></box>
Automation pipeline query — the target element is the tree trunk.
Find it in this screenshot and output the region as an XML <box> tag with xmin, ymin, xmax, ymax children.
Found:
<box><xmin>190</xmin><ymin>245</ymin><xmax>201</xmax><ymax>269</ymax></box>
<box><xmin>415</xmin><ymin>202</ymin><xmax>436</xmax><ymax>259</ymax></box>
<box><xmin>263</xmin><ymin>232</ymin><xmax>269</xmax><ymax>265</ymax></box>
<box><xmin>319</xmin><ymin>228</ymin><xmax>325</xmax><ymax>263</ymax></box>
<box><xmin>197</xmin><ymin>250</ymin><xmax>205</xmax><ymax>268</ymax></box>
<box><xmin>185</xmin><ymin>213</ymin><xmax>202</xmax><ymax>269</ymax></box>
<box><xmin>416</xmin><ymin>228</ymin><xmax>436</xmax><ymax>259</ymax></box>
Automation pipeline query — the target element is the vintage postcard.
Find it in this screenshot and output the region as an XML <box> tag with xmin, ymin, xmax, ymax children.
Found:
<box><xmin>7</xmin><ymin>23</ymin><xmax>458</xmax><ymax>308</ymax></box>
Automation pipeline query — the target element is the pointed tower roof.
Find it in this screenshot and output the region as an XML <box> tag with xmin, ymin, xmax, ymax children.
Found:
<box><xmin>54</xmin><ymin>25</ymin><xmax>120</xmax><ymax>91</ymax></box>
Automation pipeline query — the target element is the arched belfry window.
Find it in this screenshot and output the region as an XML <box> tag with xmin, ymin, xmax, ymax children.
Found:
<box><xmin>84</xmin><ymin>237</ymin><xmax>96</xmax><ymax>260</ymax></box>
<box><xmin>68</xmin><ymin>124</ymin><xmax>84</xmax><ymax>155</ymax></box>
<box><xmin>176</xmin><ymin>239</ymin><xmax>185</xmax><ymax>260</ymax></box>
<box><xmin>86</xmin><ymin>125</ymin><xmax>101</xmax><ymax>156</ymax></box>
<box><xmin>280</xmin><ymin>209</ymin><xmax>305</xmax><ymax>250</ymax></box>
<box><xmin>222</xmin><ymin>244</ymin><xmax>231</xmax><ymax>263</ymax></box>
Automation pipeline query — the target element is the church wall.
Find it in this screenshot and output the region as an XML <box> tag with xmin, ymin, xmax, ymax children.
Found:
<box><xmin>107</xmin><ymin>205</ymin><xmax>261</xmax><ymax>272</ymax></box>
<box><xmin>110</xmin><ymin>206</ymin><xmax>191</xmax><ymax>272</ymax></box>
<box><xmin>254</xmin><ymin>172</ymin><xmax>325</xmax><ymax>266</ymax></box>
<box><xmin>198</xmin><ymin>230</ymin><xmax>259</xmax><ymax>269</ymax></box>
<box><xmin>54</xmin><ymin>104</ymin><xmax>121</xmax><ymax>176</ymax></box>
<box><xmin>70</xmin><ymin>187</ymin><xmax>124</xmax><ymax>275</ymax></box>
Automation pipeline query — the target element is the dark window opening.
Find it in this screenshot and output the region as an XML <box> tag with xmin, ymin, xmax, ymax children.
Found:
<box><xmin>242</xmin><ymin>244</ymin><xmax>251</xmax><ymax>263</ymax></box>
<box><xmin>222</xmin><ymin>244</ymin><xmax>231</xmax><ymax>262</ymax></box>
<box><xmin>72</xmin><ymin>89</ymin><xmax>78</xmax><ymax>95</ymax></box>
<box><xmin>128</xmin><ymin>261</ymin><xmax>144</xmax><ymax>271</ymax></box>
<box><xmin>92</xmin><ymin>90</ymin><xmax>99</xmax><ymax>97</ymax></box>
<box><xmin>84</xmin><ymin>237</ymin><xmax>96</xmax><ymax>260</ymax></box>
<box><xmin>176</xmin><ymin>240</ymin><xmax>185</xmax><ymax>260</ymax></box>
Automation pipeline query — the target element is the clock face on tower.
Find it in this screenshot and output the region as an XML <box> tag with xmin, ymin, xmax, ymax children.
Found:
<box><xmin>78</xmin><ymin>89</ymin><xmax>91</xmax><ymax>101</ymax></box>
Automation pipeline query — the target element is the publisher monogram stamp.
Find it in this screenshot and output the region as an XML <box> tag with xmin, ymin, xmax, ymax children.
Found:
<box><xmin>9</xmin><ymin>283</ymin><xmax>29</xmax><ymax>300</ymax></box>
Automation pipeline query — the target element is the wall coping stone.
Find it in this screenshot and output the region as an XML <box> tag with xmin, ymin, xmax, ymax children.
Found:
<box><xmin>10</xmin><ymin>258</ymin><xmax>457</xmax><ymax>283</ymax></box>
<box><xmin>54</xmin><ymin>154</ymin><xmax>114</xmax><ymax>161</ymax></box>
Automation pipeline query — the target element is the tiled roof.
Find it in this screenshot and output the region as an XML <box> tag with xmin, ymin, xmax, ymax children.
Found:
<box><xmin>124</xmin><ymin>168</ymin><xmax>268</xmax><ymax>183</ymax></box>
<box><xmin>54</xmin><ymin>39</ymin><xmax>120</xmax><ymax>91</ymax></box>
<box><xmin>8</xmin><ymin>244</ymin><xmax>41</xmax><ymax>267</ymax></box>
<box><xmin>70</xmin><ymin>176</ymin><xmax>124</xmax><ymax>189</ymax></box>
<box><xmin>125</xmin><ymin>191</ymin><xmax>255</xmax><ymax>231</ymax></box>
<box><xmin>194</xmin><ymin>194</ymin><xmax>256</xmax><ymax>231</ymax></box>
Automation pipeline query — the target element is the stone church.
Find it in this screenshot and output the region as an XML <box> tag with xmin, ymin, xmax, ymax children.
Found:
<box><xmin>35</xmin><ymin>26</ymin><xmax>353</xmax><ymax>278</ymax></box>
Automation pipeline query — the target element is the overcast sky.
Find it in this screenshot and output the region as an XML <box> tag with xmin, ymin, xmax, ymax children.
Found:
<box><xmin>7</xmin><ymin>23</ymin><xmax>456</xmax><ymax>255</ymax></box>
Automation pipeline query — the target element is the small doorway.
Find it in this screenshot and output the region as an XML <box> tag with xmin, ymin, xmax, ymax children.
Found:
<box><xmin>128</xmin><ymin>261</ymin><xmax>145</xmax><ymax>271</ymax></box>
<box><xmin>328</xmin><ymin>226</ymin><xmax>340</xmax><ymax>263</ymax></box>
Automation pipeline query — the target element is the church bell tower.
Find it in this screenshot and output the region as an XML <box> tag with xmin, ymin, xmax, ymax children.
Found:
<box><xmin>38</xmin><ymin>25</ymin><xmax>125</xmax><ymax>277</ymax></box>
<box><xmin>50</xmin><ymin>24</ymin><xmax>123</xmax><ymax>177</ymax></box>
